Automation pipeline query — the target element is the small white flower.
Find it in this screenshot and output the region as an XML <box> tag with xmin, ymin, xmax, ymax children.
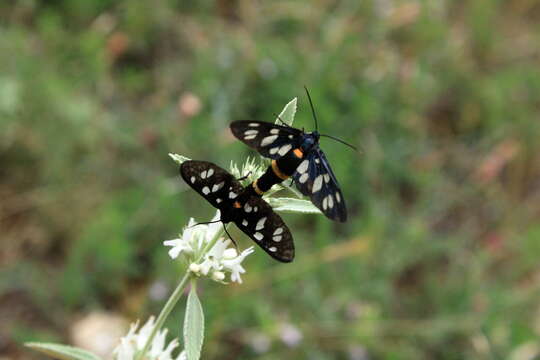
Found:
<box><xmin>113</xmin><ymin>317</ymin><xmax>184</xmax><ymax>360</ymax></box>
<box><xmin>211</xmin><ymin>271</ymin><xmax>225</xmax><ymax>281</ymax></box>
<box><xmin>221</xmin><ymin>247</ymin><xmax>254</xmax><ymax>284</ymax></box>
<box><xmin>223</xmin><ymin>248</ymin><xmax>238</xmax><ymax>259</ymax></box>
<box><xmin>164</xmin><ymin>212</ymin><xmax>222</xmax><ymax>261</ymax></box>
<box><xmin>201</xmin><ymin>240</ymin><xmax>254</xmax><ymax>283</ymax></box>
<box><xmin>164</xmin><ymin>206</ymin><xmax>255</xmax><ymax>283</ymax></box>
<box><xmin>189</xmin><ymin>263</ymin><xmax>201</xmax><ymax>273</ymax></box>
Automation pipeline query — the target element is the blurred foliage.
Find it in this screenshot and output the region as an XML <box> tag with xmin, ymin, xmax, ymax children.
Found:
<box><xmin>1</xmin><ymin>1</ymin><xmax>540</xmax><ymax>359</ymax></box>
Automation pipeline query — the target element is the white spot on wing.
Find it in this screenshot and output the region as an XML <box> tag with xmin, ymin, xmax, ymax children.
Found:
<box><xmin>336</xmin><ymin>192</ymin><xmax>341</xmax><ymax>203</ymax></box>
<box><xmin>216</xmin><ymin>198</ymin><xmax>222</xmax><ymax>203</ymax></box>
<box><xmin>244</xmin><ymin>203</ymin><xmax>253</xmax><ymax>213</ymax></box>
<box><xmin>299</xmin><ymin>173</ymin><xmax>309</xmax><ymax>184</ymax></box>
<box><xmin>244</xmin><ymin>134</ymin><xmax>257</xmax><ymax>140</ymax></box>
<box><xmin>278</xmin><ymin>144</ymin><xmax>292</xmax><ymax>156</ymax></box>
<box><xmin>297</xmin><ymin>160</ymin><xmax>309</xmax><ymax>174</ymax></box>
<box><xmin>201</xmin><ymin>170</ymin><xmax>208</xmax><ymax>179</ymax></box>
<box><xmin>270</xmin><ymin>128</ymin><xmax>279</xmax><ymax>134</ymax></box>
<box><xmin>244</xmin><ymin>130</ymin><xmax>258</xmax><ymax>135</ymax></box>
<box><xmin>322</xmin><ymin>196</ymin><xmax>328</xmax><ymax>210</ymax></box>
<box><xmin>315</xmin><ymin>158</ymin><xmax>320</xmax><ymax>164</ymax></box>
<box><xmin>312</xmin><ymin>175</ymin><xmax>323</xmax><ymax>193</ymax></box>
<box><xmin>256</xmin><ymin>217</ymin><xmax>267</xmax><ymax>230</ymax></box>
<box><xmin>273</xmin><ymin>227</ymin><xmax>283</xmax><ymax>235</ymax></box>
<box><xmin>254</xmin><ymin>232</ymin><xmax>263</xmax><ymax>241</ymax></box>
<box><xmin>288</xmin><ymin>135</ymin><xmax>294</xmax><ymax>139</ymax></box>
<box><xmin>242</xmin><ymin>219</ymin><xmax>248</xmax><ymax>226</ymax></box>
<box><xmin>249</xmin><ymin>122</ymin><xmax>260</xmax><ymax>127</ymax></box>
<box><xmin>269</xmin><ymin>147</ymin><xmax>279</xmax><ymax>155</ymax></box>
<box><xmin>273</xmin><ymin>235</ymin><xmax>282</xmax><ymax>242</ymax></box>
<box><xmin>324</xmin><ymin>174</ymin><xmax>330</xmax><ymax>183</ymax></box>
<box><xmin>327</xmin><ymin>195</ymin><xmax>334</xmax><ymax>209</ymax></box>
<box><xmin>190</xmin><ymin>176</ymin><xmax>196</xmax><ymax>184</ymax></box>
<box><xmin>202</xmin><ymin>186</ymin><xmax>210</xmax><ymax>195</ymax></box>
<box><xmin>212</xmin><ymin>181</ymin><xmax>224</xmax><ymax>192</ymax></box>
<box><xmin>207</xmin><ymin>168</ymin><xmax>214</xmax><ymax>177</ymax></box>
<box><xmin>261</xmin><ymin>135</ymin><xmax>278</xmax><ymax>147</ymax></box>
<box><xmin>268</xmin><ymin>246</ymin><xmax>277</xmax><ymax>252</ymax></box>
<box><xmin>229</xmin><ymin>191</ymin><xmax>237</xmax><ymax>199</ymax></box>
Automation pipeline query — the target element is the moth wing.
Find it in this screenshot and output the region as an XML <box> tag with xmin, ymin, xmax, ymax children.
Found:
<box><xmin>180</xmin><ymin>160</ymin><xmax>244</xmax><ymax>210</ymax></box>
<box><xmin>234</xmin><ymin>196</ymin><xmax>295</xmax><ymax>262</ymax></box>
<box><xmin>230</xmin><ymin>120</ymin><xmax>302</xmax><ymax>159</ymax></box>
<box><xmin>292</xmin><ymin>148</ymin><xmax>347</xmax><ymax>222</ymax></box>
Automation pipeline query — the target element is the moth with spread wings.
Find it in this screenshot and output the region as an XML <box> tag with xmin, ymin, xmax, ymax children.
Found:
<box><xmin>180</xmin><ymin>160</ymin><xmax>295</xmax><ymax>262</ymax></box>
<box><xmin>230</xmin><ymin>88</ymin><xmax>356</xmax><ymax>222</ymax></box>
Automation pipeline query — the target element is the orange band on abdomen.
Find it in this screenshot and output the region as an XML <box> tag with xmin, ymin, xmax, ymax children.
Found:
<box><xmin>271</xmin><ymin>160</ymin><xmax>289</xmax><ymax>180</ymax></box>
<box><xmin>252</xmin><ymin>179</ymin><xmax>264</xmax><ymax>195</ymax></box>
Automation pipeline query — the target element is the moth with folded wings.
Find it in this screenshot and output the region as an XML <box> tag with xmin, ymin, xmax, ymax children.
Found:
<box><xmin>180</xmin><ymin>160</ymin><xmax>295</xmax><ymax>263</ymax></box>
<box><xmin>229</xmin><ymin>88</ymin><xmax>356</xmax><ymax>223</ymax></box>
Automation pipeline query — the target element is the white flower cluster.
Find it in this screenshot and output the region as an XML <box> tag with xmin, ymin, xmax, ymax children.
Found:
<box><xmin>229</xmin><ymin>156</ymin><xmax>266</xmax><ymax>185</ymax></box>
<box><xmin>164</xmin><ymin>211</ymin><xmax>254</xmax><ymax>284</ymax></box>
<box><xmin>113</xmin><ymin>317</ymin><xmax>185</xmax><ymax>360</ymax></box>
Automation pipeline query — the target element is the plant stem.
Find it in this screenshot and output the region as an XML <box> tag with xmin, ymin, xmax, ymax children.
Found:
<box><xmin>136</xmin><ymin>272</ymin><xmax>190</xmax><ymax>360</ymax></box>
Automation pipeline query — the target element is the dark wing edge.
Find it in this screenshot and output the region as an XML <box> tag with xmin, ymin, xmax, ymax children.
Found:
<box><xmin>230</xmin><ymin>120</ymin><xmax>301</xmax><ymax>160</ymax></box>
<box><xmin>234</xmin><ymin>196</ymin><xmax>295</xmax><ymax>262</ymax></box>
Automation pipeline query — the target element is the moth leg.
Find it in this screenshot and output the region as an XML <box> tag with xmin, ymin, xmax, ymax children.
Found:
<box><xmin>188</xmin><ymin>219</ymin><xmax>222</xmax><ymax>228</ymax></box>
<box><xmin>237</xmin><ymin>171</ymin><xmax>252</xmax><ymax>182</ymax></box>
<box><xmin>222</xmin><ymin>223</ymin><xmax>238</xmax><ymax>249</ymax></box>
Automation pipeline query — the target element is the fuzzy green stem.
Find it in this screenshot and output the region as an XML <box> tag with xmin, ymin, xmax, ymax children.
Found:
<box><xmin>136</xmin><ymin>272</ymin><xmax>190</xmax><ymax>360</ymax></box>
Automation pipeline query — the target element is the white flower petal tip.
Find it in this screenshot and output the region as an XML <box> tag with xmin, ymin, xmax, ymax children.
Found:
<box><xmin>113</xmin><ymin>317</ymin><xmax>183</xmax><ymax>360</ymax></box>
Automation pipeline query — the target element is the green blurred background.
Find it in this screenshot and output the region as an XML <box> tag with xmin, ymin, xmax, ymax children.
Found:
<box><xmin>2</xmin><ymin>1</ymin><xmax>540</xmax><ymax>359</ymax></box>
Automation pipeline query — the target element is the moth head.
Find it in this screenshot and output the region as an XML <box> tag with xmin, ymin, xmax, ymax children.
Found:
<box><xmin>300</xmin><ymin>131</ymin><xmax>320</xmax><ymax>152</ymax></box>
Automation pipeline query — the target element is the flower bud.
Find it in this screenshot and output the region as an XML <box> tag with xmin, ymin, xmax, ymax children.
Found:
<box><xmin>211</xmin><ymin>271</ymin><xmax>225</xmax><ymax>281</ymax></box>
<box><xmin>189</xmin><ymin>263</ymin><xmax>201</xmax><ymax>273</ymax></box>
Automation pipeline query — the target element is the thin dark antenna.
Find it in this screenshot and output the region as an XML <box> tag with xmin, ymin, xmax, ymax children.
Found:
<box><xmin>320</xmin><ymin>134</ymin><xmax>358</xmax><ymax>151</ymax></box>
<box><xmin>304</xmin><ymin>86</ymin><xmax>319</xmax><ymax>132</ymax></box>
<box><xmin>222</xmin><ymin>224</ymin><xmax>237</xmax><ymax>248</ymax></box>
<box><xmin>189</xmin><ymin>220</ymin><xmax>222</xmax><ymax>228</ymax></box>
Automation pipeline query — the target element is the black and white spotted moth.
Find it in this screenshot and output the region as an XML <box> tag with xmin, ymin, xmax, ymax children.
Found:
<box><xmin>180</xmin><ymin>160</ymin><xmax>295</xmax><ymax>262</ymax></box>
<box><xmin>230</xmin><ymin>89</ymin><xmax>352</xmax><ymax>222</ymax></box>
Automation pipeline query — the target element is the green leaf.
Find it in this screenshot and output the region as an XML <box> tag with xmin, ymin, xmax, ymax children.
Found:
<box><xmin>184</xmin><ymin>283</ymin><xmax>204</xmax><ymax>360</ymax></box>
<box><xmin>169</xmin><ymin>153</ymin><xmax>191</xmax><ymax>164</ymax></box>
<box><xmin>25</xmin><ymin>343</ymin><xmax>101</xmax><ymax>360</ymax></box>
<box><xmin>275</xmin><ymin>97</ymin><xmax>297</xmax><ymax>126</ymax></box>
<box><xmin>266</xmin><ymin>197</ymin><xmax>322</xmax><ymax>214</ymax></box>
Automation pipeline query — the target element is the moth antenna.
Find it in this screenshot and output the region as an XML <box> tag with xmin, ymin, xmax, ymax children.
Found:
<box><xmin>320</xmin><ymin>134</ymin><xmax>358</xmax><ymax>152</ymax></box>
<box><xmin>304</xmin><ymin>86</ymin><xmax>319</xmax><ymax>132</ymax></box>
